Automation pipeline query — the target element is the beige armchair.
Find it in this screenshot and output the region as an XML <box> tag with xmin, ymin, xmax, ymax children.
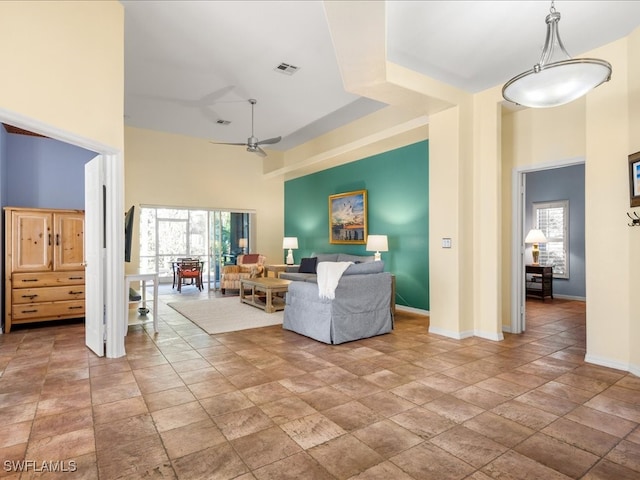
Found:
<box><xmin>220</xmin><ymin>254</ymin><xmax>266</xmax><ymax>294</ymax></box>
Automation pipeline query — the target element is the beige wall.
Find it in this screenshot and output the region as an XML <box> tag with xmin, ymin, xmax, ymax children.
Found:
<box><xmin>0</xmin><ymin>1</ymin><xmax>124</xmax><ymax>149</ymax></box>
<box><xmin>124</xmin><ymin>127</ymin><xmax>284</xmax><ymax>274</ymax></box>
<box><xmin>629</xmin><ymin>26</ymin><xmax>640</xmax><ymax>372</ymax></box>
<box><xmin>501</xmin><ymin>34</ymin><xmax>640</xmax><ymax>372</ymax></box>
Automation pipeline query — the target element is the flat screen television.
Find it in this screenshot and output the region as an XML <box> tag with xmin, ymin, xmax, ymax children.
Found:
<box><xmin>124</xmin><ymin>205</ymin><xmax>135</xmax><ymax>263</ymax></box>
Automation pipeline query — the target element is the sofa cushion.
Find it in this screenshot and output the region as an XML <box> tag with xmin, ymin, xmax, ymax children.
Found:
<box><xmin>279</xmin><ymin>272</ymin><xmax>316</xmax><ymax>282</ymax></box>
<box><xmin>343</xmin><ymin>260</ymin><xmax>384</xmax><ymax>275</ymax></box>
<box><xmin>241</xmin><ymin>254</ymin><xmax>260</xmax><ymax>264</ymax></box>
<box><xmin>337</xmin><ymin>253</ymin><xmax>375</xmax><ymax>263</ymax></box>
<box><xmin>312</xmin><ymin>253</ymin><xmax>339</xmax><ymax>263</ymax></box>
<box><xmin>299</xmin><ymin>257</ymin><xmax>318</xmax><ymax>274</ymax></box>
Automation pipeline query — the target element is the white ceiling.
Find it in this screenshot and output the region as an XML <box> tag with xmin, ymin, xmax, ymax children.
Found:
<box><xmin>122</xmin><ymin>1</ymin><xmax>640</xmax><ymax>153</ymax></box>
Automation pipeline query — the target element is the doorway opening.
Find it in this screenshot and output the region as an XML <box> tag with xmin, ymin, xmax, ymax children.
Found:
<box><xmin>512</xmin><ymin>159</ymin><xmax>586</xmax><ymax>334</ymax></box>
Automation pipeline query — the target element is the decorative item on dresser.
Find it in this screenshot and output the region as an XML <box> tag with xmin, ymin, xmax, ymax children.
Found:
<box><xmin>4</xmin><ymin>207</ymin><xmax>85</xmax><ymax>333</ymax></box>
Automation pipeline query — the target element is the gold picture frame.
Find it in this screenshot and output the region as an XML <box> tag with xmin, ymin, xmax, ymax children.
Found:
<box><xmin>630</xmin><ymin>151</ymin><xmax>640</xmax><ymax>207</ymax></box>
<box><xmin>328</xmin><ymin>190</ymin><xmax>367</xmax><ymax>244</ymax></box>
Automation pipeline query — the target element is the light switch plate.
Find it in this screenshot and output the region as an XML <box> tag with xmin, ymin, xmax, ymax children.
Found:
<box><xmin>442</xmin><ymin>238</ymin><xmax>452</xmax><ymax>248</ymax></box>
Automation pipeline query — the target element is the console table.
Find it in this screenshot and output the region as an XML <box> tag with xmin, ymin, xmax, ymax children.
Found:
<box><xmin>125</xmin><ymin>271</ymin><xmax>159</xmax><ymax>333</ymax></box>
<box><xmin>525</xmin><ymin>265</ymin><xmax>553</xmax><ymax>301</ymax></box>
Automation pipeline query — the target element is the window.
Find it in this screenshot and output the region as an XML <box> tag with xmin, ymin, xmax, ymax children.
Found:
<box><xmin>533</xmin><ymin>200</ymin><xmax>569</xmax><ymax>278</ymax></box>
<box><xmin>139</xmin><ymin>206</ymin><xmax>253</xmax><ymax>288</ymax></box>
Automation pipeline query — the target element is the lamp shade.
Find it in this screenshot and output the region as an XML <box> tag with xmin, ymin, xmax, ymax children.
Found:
<box><xmin>524</xmin><ymin>229</ymin><xmax>547</xmax><ymax>244</ymax></box>
<box><xmin>366</xmin><ymin>235</ymin><xmax>388</xmax><ymax>252</ymax></box>
<box><xmin>238</xmin><ymin>238</ymin><xmax>248</xmax><ymax>248</ymax></box>
<box><xmin>282</xmin><ymin>237</ymin><xmax>298</xmax><ymax>249</ymax></box>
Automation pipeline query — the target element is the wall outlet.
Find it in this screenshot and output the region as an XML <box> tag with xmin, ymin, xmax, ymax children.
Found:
<box><xmin>442</xmin><ymin>238</ymin><xmax>452</xmax><ymax>248</ymax></box>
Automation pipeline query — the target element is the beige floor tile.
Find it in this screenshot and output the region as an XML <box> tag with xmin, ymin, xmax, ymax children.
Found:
<box><xmin>160</xmin><ymin>419</ymin><xmax>226</xmax><ymax>460</ymax></box>
<box><xmin>515</xmin><ymin>432</ymin><xmax>600</xmax><ymax>478</ymax></box>
<box><xmin>430</xmin><ymin>425</ymin><xmax>508</xmax><ymax>468</ymax></box>
<box><xmin>3</xmin><ymin>294</ymin><xmax>639</xmax><ymax>480</ymax></box>
<box><xmin>353</xmin><ymin>419</ymin><xmax>423</xmax><ymax>457</ymax></box>
<box><xmin>390</xmin><ymin>441</ymin><xmax>475</xmax><ymax>480</ymax></box>
<box><xmin>308</xmin><ymin>434</ymin><xmax>383</xmax><ymax>479</ymax></box>
<box><xmin>280</xmin><ymin>412</ymin><xmax>345</xmax><ymax>449</ymax></box>
<box><xmin>231</xmin><ymin>426</ymin><xmax>301</xmax><ymax>469</ymax></box>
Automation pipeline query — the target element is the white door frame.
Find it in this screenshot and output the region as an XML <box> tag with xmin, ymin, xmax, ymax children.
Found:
<box><xmin>511</xmin><ymin>157</ymin><xmax>585</xmax><ymax>334</ymax></box>
<box><xmin>0</xmin><ymin>108</ymin><xmax>126</xmax><ymax>357</ymax></box>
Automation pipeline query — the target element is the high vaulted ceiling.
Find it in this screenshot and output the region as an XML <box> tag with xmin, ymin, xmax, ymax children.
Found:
<box><xmin>122</xmin><ymin>1</ymin><xmax>640</xmax><ymax>154</ymax></box>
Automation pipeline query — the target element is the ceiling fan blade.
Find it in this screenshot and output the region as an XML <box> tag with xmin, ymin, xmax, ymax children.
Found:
<box><xmin>256</xmin><ymin>136</ymin><xmax>281</xmax><ymax>145</ymax></box>
<box><xmin>210</xmin><ymin>141</ymin><xmax>247</xmax><ymax>146</ymax></box>
<box><xmin>254</xmin><ymin>146</ymin><xmax>267</xmax><ymax>157</ymax></box>
<box><xmin>199</xmin><ymin>85</ymin><xmax>235</xmax><ymax>106</ymax></box>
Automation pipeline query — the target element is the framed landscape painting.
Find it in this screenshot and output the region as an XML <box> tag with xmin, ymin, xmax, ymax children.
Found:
<box><xmin>329</xmin><ymin>190</ymin><xmax>367</xmax><ymax>244</ymax></box>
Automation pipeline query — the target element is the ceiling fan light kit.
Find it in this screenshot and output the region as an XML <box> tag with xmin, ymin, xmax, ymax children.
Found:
<box><xmin>210</xmin><ymin>98</ymin><xmax>281</xmax><ymax>157</ymax></box>
<box><xmin>502</xmin><ymin>1</ymin><xmax>612</xmax><ymax>108</ymax></box>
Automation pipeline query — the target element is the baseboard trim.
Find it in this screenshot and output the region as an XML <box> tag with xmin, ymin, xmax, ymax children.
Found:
<box><xmin>553</xmin><ymin>294</ymin><xmax>586</xmax><ymax>301</ymax></box>
<box><xmin>584</xmin><ymin>353</ymin><xmax>630</xmax><ymax>373</ymax></box>
<box><xmin>396</xmin><ymin>305</ymin><xmax>429</xmax><ymax>316</ymax></box>
<box><xmin>427</xmin><ymin>326</ymin><xmax>475</xmax><ymax>340</ymax></box>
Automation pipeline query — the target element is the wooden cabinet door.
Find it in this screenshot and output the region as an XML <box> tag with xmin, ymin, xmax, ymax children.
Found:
<box><xmin>54</xmin><ymin>212</ymin><xmax>85</xmax><ymax>271</ymax></box>
<box><xmin>11</xmin><ymin>210</ymin><xmax>52</xmax><ymax>272</ymax></box>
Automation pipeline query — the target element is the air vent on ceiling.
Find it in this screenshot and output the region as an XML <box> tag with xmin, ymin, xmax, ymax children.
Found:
<box><xmin>274</xmin><ymin>62</ymin><xmax>300</xmax><ymax>75</ymax></box>
<box><xmin>216</xmin><ymin>119</ymin><xmax>231</xmax><ymax>125</ymax></box>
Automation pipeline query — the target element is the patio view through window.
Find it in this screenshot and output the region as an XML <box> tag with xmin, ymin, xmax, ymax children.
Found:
<box><xmin>138</xmin><ymin>206</ymin><xmax>253</xmax><ymax>289</ymax></box>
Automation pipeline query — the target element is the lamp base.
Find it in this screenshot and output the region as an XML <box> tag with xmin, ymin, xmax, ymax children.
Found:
<box><xmin>532</xmin><ymin>244</ymin><xmax>540</xmax><ymax>266</ymax></box>
<box><xmin>373</xmin><ymin>251</ymin><xmax>381</xmax><ymax>262</ymax></box>
<box><xmin>286</xmin><ymin>249</ymin><xmax>294</xmax><ymax>265</ymax></box>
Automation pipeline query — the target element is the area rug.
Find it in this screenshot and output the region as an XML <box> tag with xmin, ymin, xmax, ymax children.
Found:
<box><xmin>167</xmin><ymin>297</ymin><xmax>283</xmax><ymax>334</ymax></box>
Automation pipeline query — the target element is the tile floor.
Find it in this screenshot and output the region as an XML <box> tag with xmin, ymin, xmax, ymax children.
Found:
<box><xmin>1</xmin><ymin>290</ymin><xmax>639</xmax><ymax>479</ymax></box>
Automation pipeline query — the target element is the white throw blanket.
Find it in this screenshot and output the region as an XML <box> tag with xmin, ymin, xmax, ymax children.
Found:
<box><xmin>317</xmin><ymin>261</ymin><xmax>352</xmax><ymax>299</ymax></box>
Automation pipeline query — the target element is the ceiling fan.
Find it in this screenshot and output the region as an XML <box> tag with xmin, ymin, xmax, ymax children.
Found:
<box><xmin>211</xmin><ymin>98</ymin><xmax>281</xmax><ymax>157</ymax></box>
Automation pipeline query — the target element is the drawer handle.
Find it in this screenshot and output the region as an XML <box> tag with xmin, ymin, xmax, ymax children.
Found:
<box><xmin>68</xmin><ymin>306</ymin><xmax>83</xmax><ymax>310</ymax></box>
<box><xmin>56</xmin><ymin>233</ymin><xmax>60</xmax><ymax>246</ymax></box>
<box><xmin>69</xmin><ymin>290</ymin><xmax>83</xmax><ymax>295</ymax></box>
<box><xmin>21</xmin><ymin>309</ymin><xmax>38</xmax><ymax>313</ymax></box>
<box><xmin>69</xmin><ymin>277</ymin><xmax>83</xmax><ymax>280</ymax></box>
<box><xmin>21</xmin><ymin>294</ymin><xmax>38</xmax><ymax>299</ymax></box>
<box><xmin>20</xmin><ymin>279</ymin><xmax>39</xmax><ymax>282</ymax></box>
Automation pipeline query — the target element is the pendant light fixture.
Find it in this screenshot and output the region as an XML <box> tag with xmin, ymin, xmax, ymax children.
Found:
<box><xmin>502</xmin><ymin>1</ymin><xmax>612</xmax><ymax>108</ymax></box>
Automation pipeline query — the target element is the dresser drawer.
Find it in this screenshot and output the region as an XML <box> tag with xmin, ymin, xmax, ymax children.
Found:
<box><xmin>11</xmin><ymin>300</ymin><xmax>85</xmax><ymax>320</ymax></box>
<box><xmin>13</xmin><ymin>285</ymin><xmax>85</xmax><ymax>304</ymax></box>
<box><xmin>12</xmin><ymin>271</ymin><xmax>85</xmax><ymax>288</ymax></box>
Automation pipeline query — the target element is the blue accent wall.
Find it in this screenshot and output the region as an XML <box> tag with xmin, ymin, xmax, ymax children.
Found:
<box><xmin>525</xmin><ymin>164</ymin><xmax>586</xmax><ymax>298</ymax></box>
<box><xmin>0</xmin><ymin>127</ymin><xmax>7</xmax><ymax>207</ymax></box>
<box><xmin>5</xmin><ymin>134</ymin><xmax>95</xmax><ymax>209</ymax></box>
<box><xmin>284</xmin><ymin>141</ymin><xmax>429</xmax><ymax>310</ymax></box>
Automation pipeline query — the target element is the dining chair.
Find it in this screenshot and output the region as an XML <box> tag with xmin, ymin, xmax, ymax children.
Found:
<box><xmin>176</xmin><ymin>259</ymin><xmax>203</xmax><ymax>292</ymax></box>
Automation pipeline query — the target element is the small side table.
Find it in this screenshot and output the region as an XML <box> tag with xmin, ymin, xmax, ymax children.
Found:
<box><xmin>125</xmin><ymin>271</ymin><xmax>159</xmax><ymax>333</ymax></box>
<box><xmin>264</xmin><ymin>264</ymin><xmax>298</xmax><ymax>278</ymax></box>
<box><xmin>525</xmin><ymin>265</ymin><xmax>553</xmax><ymax>301</ymax></box>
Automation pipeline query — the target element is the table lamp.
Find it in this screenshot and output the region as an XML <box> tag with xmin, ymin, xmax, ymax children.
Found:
<box><xmin>282</xmin><ymin>237</ymin><xmax>298</xmax><ymax>265</ymax></box>
<box><xmin>525</xmin><ymin>229</ymin><xmax>547</xmax><ymax>266</ymax></box>
<box><xmin>366</xmin><ymin>234</ymin><xmax>388</xmax><ymax>261</ymax></box>
<box><xmin>238</xmin><ymin>238</ymin><xmax>247</xmax><ymax>254</ymax></box>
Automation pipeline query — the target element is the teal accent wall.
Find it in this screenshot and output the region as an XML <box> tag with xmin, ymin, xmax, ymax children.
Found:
<box><xmin>284</xmin><ymin>140</ymin><xmax>429</xmax><ymax>310</ymax></box>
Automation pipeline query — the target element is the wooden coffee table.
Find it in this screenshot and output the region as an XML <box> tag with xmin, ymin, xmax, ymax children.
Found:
<box><xmin>240</xmin><ymin>277</ymin><xmax>291</xmax><ymax>313</ymax></box>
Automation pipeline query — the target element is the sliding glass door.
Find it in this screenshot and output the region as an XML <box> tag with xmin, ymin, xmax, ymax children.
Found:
<box><xmin>139</xmin><ymin>206</ymin><xmax>253</xmax><ymax>290</ymax></box>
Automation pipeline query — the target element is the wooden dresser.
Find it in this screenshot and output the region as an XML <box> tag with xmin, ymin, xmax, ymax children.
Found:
<box><xmin>4</xmin><ymin>207</ymin><xmax>85</xmax><ymax>333</ymax></box>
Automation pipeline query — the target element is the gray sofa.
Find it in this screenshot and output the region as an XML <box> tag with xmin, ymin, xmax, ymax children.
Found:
<box><xmin>281</xmin><ymin>253</ymin><xmax>394</xmax><ymax>344</ymax></box>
